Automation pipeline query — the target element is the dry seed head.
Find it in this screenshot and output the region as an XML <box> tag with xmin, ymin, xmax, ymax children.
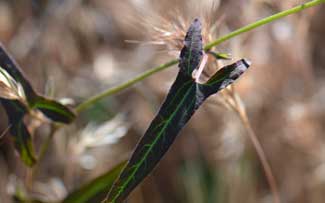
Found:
<box><xmin>140</xmin><ymin>12</ymin><xmax>245</xmax><ymax>113</ymax></box>
<box><xmin>142</xmin><ymin>13</ymin><xmax>227</xmax><ymax>79</ymax></box>
<box><xmin>0</xmin><ymin>81</ymin><xmax>19</xmax><ymax>100</ymax></box>
<box><xmin>0</xmin><ymin>66</ymin><xmax>26</xmax><ymax>103</ymax></box>
<box><xmin>73</xmin><ymin>114</ymin><xmax>129</xmax><ymax>155</ymax></box>
<box><xmin>133</xmin><ymin>11</ymin><xmax>215</xmax><ymax>57</ymax></box>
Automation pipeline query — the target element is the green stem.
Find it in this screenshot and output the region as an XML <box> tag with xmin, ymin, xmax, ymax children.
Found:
<box><xmin>32</xmin><ymin>124</ymin><xmax>58</xmax><ymax>179</ymax></box>
<box><xmin>37</xmin><ymin>125</ymin><xmax>58</xmax><ymax>161</ymax></box>
<box><xmin>75</xmin><ymin>59</ymin><xmax>178</xmax><ymax>113</ymax></box>
<box><xmin>75</xmin><ymin>0</ymin><xmax>324</xmax><ymax>113</ymax></box>
<box><xmin>204</xmin><ymin>0</ymin><xmax>325</xmax><ymax>50</ymax></box>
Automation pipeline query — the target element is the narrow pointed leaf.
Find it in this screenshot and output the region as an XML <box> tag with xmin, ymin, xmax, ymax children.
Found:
<box><xmin>207</xmin><ymin>51</ymin><xmax>232</xmax><ymax>60</ymax></box>
<box><xmin>104</xmin><ymin>18</ymin><xmax>250</xmax><ymax>203</ymax></box>
<box><xmin>11</xmin><ymin>120</ymin><xmax>37</xmax><ymax>166</ymax></box>
<box><xmin>179</xmin><ymin>18</ymin><xmax>203</xmax><ymax>75</ymax></box>
<box><xmin>63</xmin><ymin>161</ymin><xmax>126</xmax><ymax>203</ymax></box>
<box><xmin>0</xmin><ymin>44</ymin><xmax>76</xmax><ymax>124</ymax></box>
<box><xmin>0</xmin><ymin>99</ymin><xmax>37</xmax><ymax>166</ymax></box>
<box><xmin>11</xmin><ymin>161</ymin><xmax>125</xmax><ymax>203</ymax></box>
<box><xmin>33</xmin><ymin>96</ymin><xmax>76</xmax><ymax>124</ymax></box>
<box><xmin>202</xmin><ymin>59</ymin><xmax>251</xmax><ymax>96</ymax></box>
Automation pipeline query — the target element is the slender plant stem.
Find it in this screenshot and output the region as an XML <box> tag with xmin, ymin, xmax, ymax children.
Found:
<box><xmin>75</xmin><ymin>0</ymin><xmax>323</xmax><ymax>113</ymax></box>
<box><xmin>75</xmin><ymin>59</ymin><xmax>178</xmax><ymax>113</ymax></box>
<box><xmin>32</xmin><ymin>124</ymin><xmax>58</xmax><ymax>177</ymax></box>
<box><xmin>37</xmin><ymin>124</ymin><xmax>58</xmax><ymax>161</ymax></box>
<box><xmin>236</xmin><ymin>106</ymin><xmax>280</xmax><ymax>203</ymax></box>
<box><xmin>220</xmin><ymin>86</ymin><xmax>280</xmax><ymax>203</ymax></box>
<box><xmin>204</xmin><ymin>0</ymin><xmax>324</xmax><ymax>50</ymax></box>
<box><xmin>0</xmin><ymin>124</ymin><xmax>11</xmax><ymax>139</ymax></box>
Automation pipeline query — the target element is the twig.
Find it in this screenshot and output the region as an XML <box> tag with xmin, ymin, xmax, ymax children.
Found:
<box><xmin>235</xmin><ymin>105</ymin><xmax>281</xmax><ymax>203</ymax></box>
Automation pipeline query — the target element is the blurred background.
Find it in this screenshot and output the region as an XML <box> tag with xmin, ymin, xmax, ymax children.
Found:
<box><xmin>0</xmin><ymin>0</ymin><xmax>325</xmax><ymax>203</ymax></box>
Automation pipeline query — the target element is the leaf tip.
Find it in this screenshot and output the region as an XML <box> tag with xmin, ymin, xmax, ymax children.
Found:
<box><xmin>241</xmin><ymin>58</ymin><xmax>251</xmax><ymax>68</ymax></box>
<box><xmin>34</xmin><ymin>97</ymin><xmax>76</xmax><ymax>124</ymax></box>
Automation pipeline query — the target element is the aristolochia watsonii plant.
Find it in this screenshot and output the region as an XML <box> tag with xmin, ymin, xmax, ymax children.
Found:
<box><xmin>103</xmin><ymin>18</ymin><xmax>250</xmax><ymax>203</ymax></box>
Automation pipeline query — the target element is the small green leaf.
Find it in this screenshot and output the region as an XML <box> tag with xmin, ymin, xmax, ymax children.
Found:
<box><xmin>0</xmin><ymin>99</ymin><xmax>37</xmax><ymax>166</ymax></box>
<box><xmin>207</xmin><ymin>51</ymin><xmax>232</xmax><ymax>60</ymax></box>
<box><xmin>33</xmin><ymin>97</ymin><xmax>76</xmax><ymax>124</ymax></box>
<box><xmin>63</xmin><ymin>161</ymin><xmax>126</xmax><ymax>203</ymax></box>
<box><xmin>104</xmin><ymin>18</ymin><xmax>250</xmax><ymax>203</ymax></box>
<box><xmin>11</xmin><ymin>121</ymin><xmax>37</xmax><ymax>167</ymax></box>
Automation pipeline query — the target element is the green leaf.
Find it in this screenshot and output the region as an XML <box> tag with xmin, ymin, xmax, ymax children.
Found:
<box><xmin>207</xmin><ymin>51</ymin><xmax>232</xmax><ymax>60</ymax></box>
<box><xmin>0</xmin><ymin>99</ymin><xmax>37</xmax><ymax>166</ymax></box>
<box><xmin>179</xmin><ymin>19</ymin><xmax>203</xmax><ymax>75</ymax></box>
<box><xmin>0</xmin><ymin>44</ymin><xmax>76</xmax><ymax>124</ymax></box>
<box><xmin>203</xmin><ymin>59</ymin><xmax>251</xmax><ymax>94</ymax></box>
<box><xmin>33</xmin><ymin>96</ymin><xmax>76</xmax><ymax>124</ymax></box>
<box><xmin>104</xmin><ymin>18</ymin><xmax>250</xmax><ymax>203</ymax></box>
<box><xmin>63</xmin><ymin>161</ymin><xmax>126</xmax><ymax>203</ymax></box>
<box><xmin>11</xmin><ymin>162</ymin><xmax>125</xmax><ymax>203</ymax></box>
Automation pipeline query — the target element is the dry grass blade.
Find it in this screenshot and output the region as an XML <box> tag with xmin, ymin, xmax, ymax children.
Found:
<box><xmin>0</xmin><ymin>124</ymin><xmax>11</xmax><ymax>140</ymax></box>
<box><xmin>0</xmin><ymin>81</ymin><xmax>20</xmax><ymax>100</ymax></box>
<box><xmin>239</xmin><ymin>110</ymin><xmax>281</xmax><ymax>203</ymax></box>
<box><xmin>224</xmin><ymin>89</ymin><xmax>281</xmax><ymax>203</ymax></box>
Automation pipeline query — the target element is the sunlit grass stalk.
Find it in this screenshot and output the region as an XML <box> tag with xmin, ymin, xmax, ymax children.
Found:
<box><xmin>204</xmin><ymin>0</ymin><xmax>325</xmax><ymax>50</ymax></box>
<box><xmin>0</xmin><ymin>124</ymin><xmax>11</xmax><ymax>139</ymax></box>
<box><xmin>215</xmin><ymin>83</ymin><xmax>280</xmax><ymax>203</ymax></box>
<box><xmin>227</xmin><ymin>92</ymin><xmax>281</xmax><ymax>203</ymax></box>
<box><xmin>31</xmin><ymin>124</ymin><xmax>59</xmax><ymax>183</ymax></box>
<box><xmin>238</xmin><ymin>109</ymin><xmax>281</xmax><ymax>203</ymax></box>
<box><xmin>37</xmin><ymin>124</ymin><xmax>59</xmax><ymax>162</ymax></box>
<box><xmin>75</xmin><ymin>0</ymin><xmax>324</xmax><ymax>113</ymax></box>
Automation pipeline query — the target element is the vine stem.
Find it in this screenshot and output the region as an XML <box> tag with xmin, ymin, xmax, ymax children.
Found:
<box><xmin>75</xmin><ymin>59</ymin><xmax>178</xmax><ymax>113</ymax></box>
<box><xmin>204</xmin><ymin>0</ymin><xmax>325</xmax><ymax>51</ymax></box>
<box><xmin>37</xmin><ymin>124</ymin><xmax>58</xmax><ymax>161</ymax></box>
<box><xmin>75</xmin><ymin>0</ymin><xmax>324</xmax><ymax>113</ymax></box>
<box><xmin>32</xmin><ymin>124</ymin><xmax>59</xmax><ymax>178</ymax></box>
